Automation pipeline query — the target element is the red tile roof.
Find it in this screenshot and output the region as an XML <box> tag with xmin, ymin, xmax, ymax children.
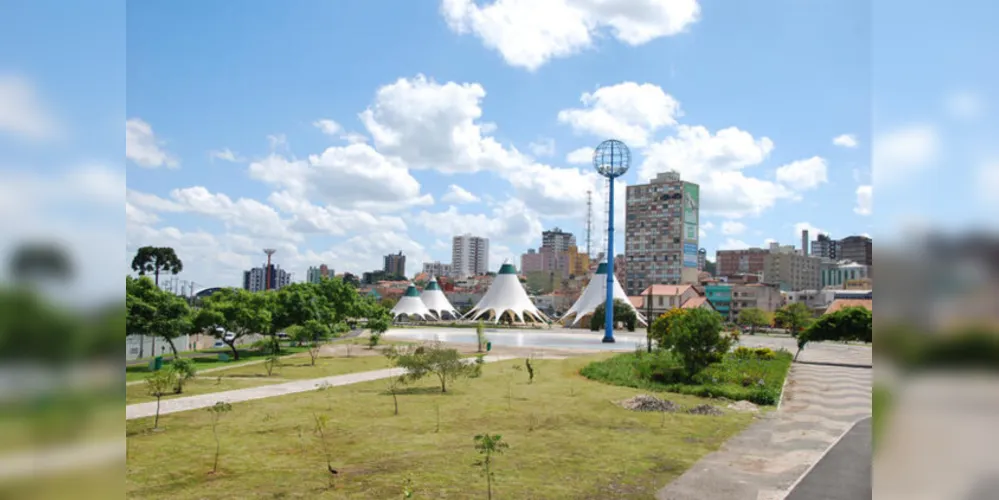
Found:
<box><xmin>628</xmin><ymin>296</ymin><xmax>644</xmax><ymax>308</ymax></box>
<box><xmin>681</xmin><ymin>296</ymin><xmax>711</xmax><ymax>309</ymax></box>
<box><xmin>824</xmin><ymin>299</ymin><xmax>873</xmax><ymax>314</ymax></box>
<box><xmin>640</xmin><ymin>284</ymin><xmax>693</xmax><ymax>296</ymax></box>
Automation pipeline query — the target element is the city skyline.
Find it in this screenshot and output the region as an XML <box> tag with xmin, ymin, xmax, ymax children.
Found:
<box><xmin>121</xmin><ymin>1</ymin><xmax>879</xmax><ymax>291</ymax></box>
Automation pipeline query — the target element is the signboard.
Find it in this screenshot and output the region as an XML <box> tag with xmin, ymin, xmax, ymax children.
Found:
<box><xmin>685</xmin><ymin>222</ymin><xmax>698</xmax><ymax>241</ymax></box>
<box><xmin>683</xmin><ymin>243</ymin><xmax>698</xmax><ymax>268</ymax></box>
<box><xmin>683</xmin><ymin>183</ymin><xmax>699</xmax><ymax>224</ymax></box>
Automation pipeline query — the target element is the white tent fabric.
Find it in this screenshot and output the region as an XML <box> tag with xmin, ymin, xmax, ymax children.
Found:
<box><xmin>390</xmin><ymin>283</ymin><xmax>435</xmax><ymax>321</ymax></box>
<box><xmin>560</xmin><ymin>262</ymin><xmax>647</xmax><ymax>327</ymax></box>
<box><xmin>420</xmin><ymin>276</ymin><xmax>459</xmax><ymax>319</ymax></box>
<box><xmin>464</xmin><ymin>264</ymin><xmax>550</xmax><ymax>324</ymax></box>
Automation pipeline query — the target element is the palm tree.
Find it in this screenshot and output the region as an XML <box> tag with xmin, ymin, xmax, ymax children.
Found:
<box><xmin>130</xmin><ymin>246</ymin><xmax>183</xmax><ymax>287</ymax></box>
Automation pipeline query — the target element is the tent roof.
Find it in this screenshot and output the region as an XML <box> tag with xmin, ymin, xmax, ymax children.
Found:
<box><xmin>403</xmin><ymin>283</ymin><xmax>421</xmax><ymax>297</ymax></box>
<box><xmin>560</xmin><ymin>265</ymin><xmax>647</xmax><ymax>327</ymax></box>
<box><xmin>498</xmin><ymin>263</ymin><xmax>517</xmax><ymax>275</ymax></box>
<box><xmin>465</xmin><ymin>264</ymin><xmax>548</xmax><ymax>324</ymax></box>
<box><xmin>425</xmin><ymin>277</ymin><xmax>441</xmax><ymax>291</ymax></box>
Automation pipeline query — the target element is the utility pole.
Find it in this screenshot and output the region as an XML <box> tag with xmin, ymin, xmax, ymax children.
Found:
<box><xmin>586</xmin><ymin>190</ymin><xmax>593</xmax><ymax>259</ymax></box>
<box><xmin>645</xmin><ymin>284</ymin><xmax>653</xmax><ymax>353</ymax></box>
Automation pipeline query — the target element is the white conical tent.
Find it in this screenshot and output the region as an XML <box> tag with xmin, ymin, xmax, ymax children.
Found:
<box><xmin>390</xmin><ymin>283</ymin><xmax>435</xmax><ymax>321</ymax></box>
<box><xmin>420</xmin><ymin>277</ymin><xmax>459</xmax><ymax>319</ymax></box>
<box><xmin>464</xmin><ymin>264</ymin><xmax>550</xmax><ymax>324</ymax></box>
<box><xmin>561</xmin><ymin>262</ymin><xmax>647</xmax><ymax>327</ymax></box>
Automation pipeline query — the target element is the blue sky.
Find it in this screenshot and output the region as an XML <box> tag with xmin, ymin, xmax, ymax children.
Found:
<box><xmin>2</xmin><ymin>0</ymin><xmax>996</xmax><ymax>298</ymax></box>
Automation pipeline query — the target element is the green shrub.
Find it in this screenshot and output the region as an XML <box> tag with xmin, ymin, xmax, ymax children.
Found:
<box><xmin>662</xmin><ymin>308</ymin><xmax>731</xmax><ymax>378</ymax></box>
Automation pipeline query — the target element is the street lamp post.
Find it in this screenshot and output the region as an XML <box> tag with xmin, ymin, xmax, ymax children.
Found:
<box><xmin>593</xmin><ymin>140</ymin><xmax>631</xmax><ymax>343</ymax></box>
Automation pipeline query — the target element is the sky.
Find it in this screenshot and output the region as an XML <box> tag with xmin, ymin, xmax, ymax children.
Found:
<box><xmin>1</xmin><ymin>0</ymin><xmax>996</xmax><ymax>300</ymax></box>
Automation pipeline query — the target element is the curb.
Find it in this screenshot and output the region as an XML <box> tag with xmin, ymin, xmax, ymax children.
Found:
<box><xmin>775</xmin><ymin>364</ymin><xmax>792</xmax><ymax>411</ymax></box>
<box><xmin>778</xmin><ymin>416</ymin><xmax>870</xmax><ymax>499</ymax></box>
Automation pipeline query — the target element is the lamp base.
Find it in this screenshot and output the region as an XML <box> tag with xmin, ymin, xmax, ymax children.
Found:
<box><xmin>601</xmin><ymin>337</ymin><xmax>616</xmax><ymax>343</ymax></box>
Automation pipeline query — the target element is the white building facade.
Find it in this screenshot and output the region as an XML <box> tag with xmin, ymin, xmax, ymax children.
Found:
<box><xmin>452</xmin><ymin>234</ymin><xmax>489</xmax><ymax>278</ymax></box>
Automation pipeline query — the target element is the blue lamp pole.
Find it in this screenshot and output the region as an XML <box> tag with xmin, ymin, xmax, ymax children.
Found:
<box><xmin>593</xmin><ymin>139</ymin><xmax>631</xmax><ymax>344</ymax></box>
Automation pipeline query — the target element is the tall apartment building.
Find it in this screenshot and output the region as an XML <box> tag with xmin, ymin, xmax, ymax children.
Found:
<box><xmin>542</xmin><ymin>227</ymin><xmax>576</xmax><ymax>253</ymax></box>
<box><xmin>763</xmin><ymin>252</ymin><xmax>822</xmax><ymax>291</ymax></box>
<box><xmin>452</xmin><ymin>234</ymin><xmax>489</xmax><ymax>277</ymax></box>
<box><xmin>697</xmin><ymin>248</ymin><xmax>707</xmax><ymax>272</ymax></box>
<box><xmin>839</xmin><ymin>235</ymin><xmax>873</xmax><ymax>266</ymax></box>
<box><xmin>243</xmin><ymin>264</ymin><xmax>291</xmax><ymax>292</ymax></box>
<box><xmin>383</xmin><ymin>251</ymin><xmax>406</xmax><ymax>277</ymax></box>
<box><xmin>811</xmin><ymin>233</ymin><xmax>840</xmax><ymax>260</ymax></box>
<box><xmin>624</xmin><ymin>171</ymin><xmax>700</xmax><ymax>295</ymax></box>
<box><xmin>306</xmin><ymin>264</ymin><xmax>331</xmax><ymax>284</ymax></box>
<box><xmin>716</xmin><ymin>248</ymin><xmax>769</xmax><ymax>277</ymax></box>
<box><xmin>422</xmin><ymin>261</ymin><xmax>452</xmax><ymax>278</ymax></box>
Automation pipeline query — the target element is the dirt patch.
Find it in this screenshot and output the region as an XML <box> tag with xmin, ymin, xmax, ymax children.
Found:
<box><xmin>619</xmin><ymin>394</ymin><xmax>680</xmax><ymax>412</ymax></box>
<box><xmin>686</xmin><ymin>404</ymin><xmax>724</xmax><ymax>416</ymax></box>
<box><xmin>727</xmin><ymin>400</ymin><xmax>761</xmax><ymax>413</ymax></box>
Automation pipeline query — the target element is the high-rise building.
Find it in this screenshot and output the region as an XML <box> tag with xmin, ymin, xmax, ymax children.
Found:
<box><xmin>306</xmin><ymin>265</ymin><xmax>332</xmax><ymax>284</ymax></box>
<box><xmin>422</xmin><ymin>261</ymin><xmax>452</xmax><ymax>278</ymax></box>
<box><xmin>801</xmin><ymin>229</ymin><xmax>809</xmax><ymax>256</ymax></box>
<box><xmin>763</xmin><ymin>252</ymin><xmax>822</xmax><ymax>291</ymax></box>
<box><xmin>243</xmin><ymin>264</ymin><xmax>291</xmax><ymax>292</ymax></box>
<box><xmin>716</xmin><ymin>248</ymin><xmax>769</xmax><ymax>277</ymax></box>
<box><xmin>383</xmin><ymin>251</ymin><xmax>406</xmax><ymax>277</ymax></box>
<box><xmin>624</xmin><ymin>171</ymin><xmax>700</xmax><ymax>295</ymax></box>
<box><xmin>697</xmin><ymin>248</ymin><xmax>707</xmax><ymax>272</ymax></box>
<box><xmin>452</xmin><ymin>234</ymin><xmax>489</xmax><ymax>277</ymax></box>
<box><xmin>812</xmin><ymin>233</ymin><xmax>840</xmax><ymax>260</ymax></box>
<box><xmin>542</xmin><ymin>227</ymin><xmax>576</xmax><ymax>253</ymax></box>
<box><xmin>839</xmin><ymin>235</ymin><xmax>873</xmax><ymax>266</ymax></box>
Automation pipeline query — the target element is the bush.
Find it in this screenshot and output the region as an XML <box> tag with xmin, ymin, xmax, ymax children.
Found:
<box><xmin>732</xmin><ymin>346</ymin><xmax>776</xmax><ymax>361</ymax></box>
<box><xmin>796</xmin><ymin>306</ymin><xmax>871</xmax><ymax>360</ymax></box>
<box><xmin>661</xmin><ymin>308</ymin><xmax>731</xmax><ymax>378</ymax></box>
<box><xmin>649</xmin><ymin>308</ymin><xmax>687</xmax><ymax>348</ymax></box>
<box><xmin>589</xmin><ymin>299</ymin><xmax>637</xmax><ymax>332</ymax></box>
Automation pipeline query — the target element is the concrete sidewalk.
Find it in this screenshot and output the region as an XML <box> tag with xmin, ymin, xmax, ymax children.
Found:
<box><xmin>785</xmin><ymin>417</ymin><xmax>871</xmax><ymax>500</ymax></box>
<box><xmin>125</xmin><ymin>355</ymin><xmax>517</xmax><ymax>420</ymax></box>
<box><xmin>657</xmin><ymin>348</ymin><xmax>872</xmax><ymax>500</ymax></box>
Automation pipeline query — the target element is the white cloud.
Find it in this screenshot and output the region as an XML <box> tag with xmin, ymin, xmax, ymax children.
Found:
<box><xmin>854</xmin><ymin>184</ymin><xmax>872</xmax><ymax>216</ymax></box>
<box><xmin>944</xmin><ymin>90</ymin><xmax>983</xmax><ymax>120</ymax></box>
<box><xmin>209</xmin><ymin>148</ymin><xmax>242</xmax><ymax>163</ymax></box>
<box><xmin>267</xmin><ymin>133</ymin><xmax>288</xmax><ymax>151</ymax></box>
<box><xmin>775</xmin><ymin>156</ymin><xmax>828</xmax><ymax>191</ymax></box>
<box><xmin>414</xmin><ymin>198</ymin><xmax>543</xmax><ymax>246</ymax></box>
<box><xmin>832</xmin><ymin>134</ymin><xmax>858</xmax><ymax>148</ymax></box>
<box><xmin>976</xmin><ymin>162</ymin><xmax>999</xmax><ymax>207</ymax></box>
<box><xmin>701</xmin><ymin>221</ymin><xmax>715</xmax><ymax>231</ymax></box>
<box><xmin>313</xmin><ymin>119</ymin><xmax>343</xmax><ymax>136</ymax></box>
<box><xmin>529</xmin><ymin>138</ymin><xmax>556</xmax><ymax>157</ymax></box>
<box><xmin>341</xmin><ymin>132</ymin><xmax>368</xmax><ymax>144</ymax></box>
<box><xmin>248</xmin><ymin>144</ymin><xmax>433</xmax><ymax>212</ymax></box>
<box><xmin>440</xmin><ymin>0</ymin><xmax>701</xmax><ymax>71</ymax></box>
<box><xmin>718</xmin><ymin>238</ymin><xmax>749</xmax><ymax>250</ymax></box>
<box><xmin>557</xmin><ymin>82</ymin><xmax>681</xmax><ymax>147</ymax></box>
<box><xmin>640</xmin><ymin>125</ymin><xmax>792</xmax><ymax>218</ymax></box>
<box><xmin>0</xmin><ymin>74</ymin><xmax>61</xmax><ymax>141</ymax></box>
<box><xmin>126</xmin><ymin>118</ymin><xmax>179</xmax><ymax>168</ymax></box>
<box><xmin>721</xmin><ymin>220</ymin><xmax>746</xmax><ymax>235</ymax></box>
<box><xmin>873</xmin><ymin>124</ymin><xmax>939</xmax><ymax>186</ymax></box>
<box><xmin>793</xmin><ymin>222</ymin><xmax>825</xmax><ymax>242</ymax></box>
<box><xmin>267</xmin><ymin>191</ymin><xmax>408</xmax><ymax>236</ymax></box>
<box><xmin>441</xmin><ymin>184</ymin><xmax>481</xmax><ymax>204</ymax></box>
<box><xmin>566</xmin><ymin>147</ymin><xmax>592</xmax><ymax>165</ymax></box>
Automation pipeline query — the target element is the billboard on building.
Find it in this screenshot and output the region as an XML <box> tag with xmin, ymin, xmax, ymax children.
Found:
<box><xmin>683</xmin><ymin>243</ymin><xmax>698</xmax><ymax>268</ymax></box>
<box><xmin>683</xmin><ymin>183</ymin><xmax>699</xmax><ymax>244</ymax></box>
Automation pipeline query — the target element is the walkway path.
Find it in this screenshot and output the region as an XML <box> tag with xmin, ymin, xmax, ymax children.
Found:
<box><xmin>784</xmin><ymin>417</ymin><xmax>871</xmax><ymax>500</ymax></box>
<box><xmin>126</xmin><ymin>355</ymin><xmax>518</xmax><ymax>420</ymax></box>
<box><xmin>656</xmin><ymin>345</ymin><xmax>872</xmax><ymax>500</ymax></box>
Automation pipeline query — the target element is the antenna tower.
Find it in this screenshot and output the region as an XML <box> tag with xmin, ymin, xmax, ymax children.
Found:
<box><xmin>263</xmin><ymin>248</ymin><xmax>277</xmax><ymax>290</ymax></box>
<box><xmin>585</xmin><ymin>190</ymin><xmax>593</xmax><ymax>258</ymax></box>
<box><xmin>599</xmin><ymin>178</ymin><xmax>610</xmax><ymax>259</ymax></box>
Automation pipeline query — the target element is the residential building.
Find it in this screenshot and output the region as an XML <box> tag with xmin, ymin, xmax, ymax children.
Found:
<box><xmin>769</xmin><ymin>241</ymin><xmax>800</xmax><ymax>255</ymax></box>
<box><xmin>801</xmin><ymin>229</ymin><xmax>810</xmax><ymax>256</ymax></box>
<box><xmin>732</xmin><ymin>283</ymin><xmax>783</xmax><ymax>314</ymax></box>
<box><xmin>306</xmin><ymin>265</ymin><xmax>332</xmax><ymax>284</ymax></box>
<box><xmin>624</xmin><ymin>171</ymin><xmax>700</xmax><ymax>295</ymax></box>
<box><xmin>705</xmin><ymin>284</ymin><xmax>733</xmax><ymax>320</ymax></box>
<box><xmin>716</xmin><ymin>248</ymin><xmax>769</xmax><ymax>277</ymax></box>
<box><xmin>763</xmin><ymin>252</ymin><xmax>822</xmax><ymax>291</ymax></box>
<box><xmin>243</xmin><ymin>264</ymin><xmax>291</xmax><ymax>292</ymax></box>
<box><xmin>637</xmin><ymin>284</ymin><xmax>701</xmax><ymax>318</ymax></box>
<box><xmin>784</xmin><ymin>289</ymin><xmax>838</xmax><ymax>312</ymax></box>
<box><xmin>812</xmin><ymin>233</ymin><xmax>839</xmax><ymax>260</ymax></box>
<box><xmin>821</xmin><ymin>261</ymin><xmax>871</xmax><ymax>289</ymax></box>
<box><xmin>567</xmin><ymin>245</ymin><xmax>590</xmax><ymax>277</ymax></box>
<box><xmin>697</xmin><ymin>248</ymin><xmax>707</xmax><ymax>272</ymax></box>
<box><xmin>542</xmin><ymin>227</ymin><xmax>576</xmax><ymax>253</ymax></box>
<box><xmin>521</xmin><ymin>249</ymin><xmax>544</xmax><ymax>274</ymax></box>
<box><xmin>383</xmin><ymin>251</ymin><xmax>406</xmax><ymax>277</ymax></box>
<box><xmin>839</xmin><ymin>235</ymin><xmax>873</xmax><ymax>266</ymax></box>
<box><xmin>452</xmin><ymin>234</ymin><xmax>489</xmax><ymax>277</ymax></box>
<box><xmin>422</xmin><ymin>261</ymin><xmax>452</xmax><ymax>278</ymax></box>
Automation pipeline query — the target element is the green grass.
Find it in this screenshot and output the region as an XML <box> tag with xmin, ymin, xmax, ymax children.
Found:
<box><xmin>125</xmin><ymin>346</ymin><xmax>311</xmax><ymax>382</ymax></box>
<box><xmin>580</xmin><ymin>348</ymin><xmax>793</xmax><ymax>405</ymax></box>
<box><xmin>126</xmin><ymin>356</ymin><xmax>756</xmax><ymax>499</ymax></box>
<box><xmin>126</xmin><ymin>353</ymin><xmax>394</xmax><ymax>405</ymax></box>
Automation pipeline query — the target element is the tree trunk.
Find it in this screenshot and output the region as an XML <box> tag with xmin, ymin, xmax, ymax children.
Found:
<box><xmin>439</xmin><ymin>374</ymin><xmax>447</xmax><ymax>393</ymax></box>
<box><xmin>794</xmin><ymin>347</ymin><xmax>802</xmax><ymax>362</ymax></box>
<box><xmin>213</xmin><ymin>426</ymin><xmax>221</xmax><ymax>472</ymax></box>
<box><xmin>165</xmin><ymin>337</ymin><xmax>179</xmax><ymax>358</ymax></box>
<box><xmin>227</xmin><ymin>341</ymin><xmax>239</xmax><ymax>360</ymax></box>
<box><xmin>154</xmin><ymin>395</ymin><xmax>162</xmax><ymax>429</ymax></box>
<box><xmin>392</xmin><ymin>390</ymin><xmax>398</xmax><ymax>415</ymax></box>
<box><xmin>486</xmin><ymin>462</ymin><xmax>492</xmax><ymax>500</ymax></box>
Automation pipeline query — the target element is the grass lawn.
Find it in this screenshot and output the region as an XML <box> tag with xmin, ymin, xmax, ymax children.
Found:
<box><xmin>581</xmin><ymin>348</ymin><xmax>793</xmax><ymax>406</ymax></box>
<box><xmin>126</xmin><ymin>356</ymin><xmax>757</xmax><ymax>499</ymax></box>
<box><xmin>125</xmin><ymin>346</ymin><xmax>311</xmax><ymax>382</ymax></box>
<box><xmin>872</xmin><ymin>384</ymin><xmax>890</xmax><ymax>450</ymax></box>
<box><xmin>126</xmin><ymin>352</ymin><xmax>394</xmax><ymax>405</ymax></box>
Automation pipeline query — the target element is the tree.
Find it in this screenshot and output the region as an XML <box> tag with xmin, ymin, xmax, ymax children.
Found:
<box><xmin>648</xmin><ymin>308</ymin><xmax>688</xmax><ymax>348</ymax></box>
<box><xmin>268</xmin><ymin>283</ymin><xmax>325</xmax><ymax>353</ymax></box>
<box><xmin>737</xmin><ymin>308</ymin><xmax>769</xmax><ymax>335</ymax></box>
<box><xmin>130</xmin><ymin>246</ymin><xmax>183</xmax><ymax>287</ymax></box>
<box><xmin>126</xmin><ymin>276</ymin><xmax>192</xmax><ymax>357</ymax></box>
<box><xmin>473</xmin><ymin>434</ymin><xmax>509</xmax><ymax>500</ymax></box>
<box><xmin>774</xmin><ymin>302</ymin><xmax>814</xmax><ymax>337</ymax></box>
<box><xmin>589</xmin><ymin>299</ymin><xmax>637</xmax><ymax>332</ymax></box>
<box><xmin>476</xmin><ymin>321</ymin><xmax>488</xmax><ymax>353</ymax></box>
<box><xmin>385</xmin><ymin>342</ymin><xmax>477</xmax><ymax>393</ymax></box>
<box><xmin>206</xmin><ymin>402</ymin><xmax>232</xmax><ymax>474</ymax></box>
<box><xmin>169</xmin><ymin>357</ymin><xmax>197</xmax><ymax>394</ymax></box>
<box><xmin>193</xmin><ymin>288</ymin><xmax>272</xmax><ymax>360</ymax></box>
<box><xmin>145</xmin><ymin>369</ymin><xmax>176</xmax><ymax>429</ymax></box>
<box><xmin>7</xmin><ymin>242</ymin><xmax>74</xmax><ymax>285</ymax></box>
<box><xmin>289</xmin><ymin>320</ymin><xmax>334</xmax><ymax>366</ymax></box>
<box><xmin>795</xmin><ymin>306</ymin><xmax>872</xmax><ymax>361</ymax></box>
<box><xmin>662</xmin><ymin>307</ymin><xmax>731</xmax><ymax>378</ymax></box>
